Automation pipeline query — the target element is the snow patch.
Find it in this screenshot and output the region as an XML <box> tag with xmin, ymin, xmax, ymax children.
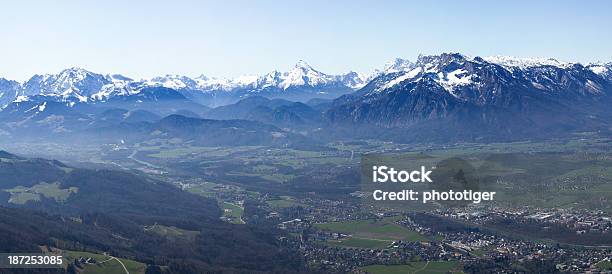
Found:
<box><xmin>379</xmin><ymin>67</ymin><xmax>422</xmax><ymax>91</ymax></box>
<box><xmin>38</xmin><ymin>102</ymin><xmax>47</xmax><ymax>112</ymax></box>
<box><xmin>588</xmin><ymin>64</ymin><xmax>609</xmax><ymax>75</ymax></box>
<box><xmin>15</xmin><ymin>95</ymin><xmax>29</xmax><ymax>102</ymax></box>
<box><xmin>435</xmin><ymin>69</ymin><xmax>473</xmax><ymax>96</ymax></box>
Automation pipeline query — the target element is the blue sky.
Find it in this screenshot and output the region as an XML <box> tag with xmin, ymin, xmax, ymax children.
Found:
<box><xmin>0</xmin><ymin>0</ymin><xmax>610</xmax><ymax>80</ymax></box>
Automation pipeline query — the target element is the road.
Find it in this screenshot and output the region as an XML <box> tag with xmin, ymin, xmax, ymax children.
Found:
<box><xmin>99</xmin><ymin>256</ymin><xmax>130</xmax><ymax>274</ymax></box>
<box><xmin>111</xmin><ymin>256</ymin><xmax>130</xmax><ymax>274</ymax></box>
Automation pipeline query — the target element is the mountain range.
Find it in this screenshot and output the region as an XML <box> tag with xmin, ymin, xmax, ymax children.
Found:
<box><xmin>0</xmin><ymin>60</ymin><xmax>374</xmax><ymax>108</ymax></box>
<box><xmin>1</xmin><ymin>53</ymin><xmax>611</xmax><ymax>144</ymax></box>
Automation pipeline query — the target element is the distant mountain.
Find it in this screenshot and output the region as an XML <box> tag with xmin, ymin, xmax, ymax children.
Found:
<box><xmin>22</xmin><ymin>67</ymin><xmax>113</xmax><ymax>102</ymax></box>
<box><xmin>325</xmin><ymin>53</ymin><xmax>612</xmax><ymax>142</ymax></box>
<box><xmin>249</xmin><ymin>60</ymin><xmax>359</xmax><ymax>90</ymax></box>
<box><xmin>244</xmin><ymin>102</ymin><xmax>321</xmax><ymax>128</ymax></box>
<box><xmin>0</xmin><ymin>95</ymin><xmax>319</xmax><ymax>148</ymax></box>
<box><xmin>88</xmin><ymin>108</ymin><xmax>161</xmax><ymax>128</ymax></box>
<box><xmin>150</xmin><ymin>115</ymin><xmax>316</xmax><ymax>147</ymax></box>
<box><xmin>14</xmin><ymin>67</ymin><xmax>141</xmax><ymax>105</ymax></box>
<box><xmin>221</xmin><ymin>61</ymin><xmax>359</xmax><ymax>103</ymax></box>
<box><xmin>205</xmin><ymin>96</ymin><xmax>322</xmax><ymax>128</ymax></box>
<box><xmin>1</xmin><ymin>61</ymin><xmax>370</xmax><ymax>108</ymax></box>
<box><xmin>205</xmin><ymin>96</ymin><xmax>296</xmax><ymax>120</ymax></box>
<box><xmin>0</xmin><ymin>86</ymin><xmax>212</xmax><ymax>140</ymax></box>
<box><xmin>148</xmin><ymin>60</ymin><xmax>369</xmax><ymax>105</ymax></box>
<box><xmin>0</xmin><ymin>100</ymin><xmax>90</xmax><ymax>137</ymax></box>
<box><xmin>97</xmin><ymin>86</ymin><xmax>210</xmax><ymax>117</ymax></box>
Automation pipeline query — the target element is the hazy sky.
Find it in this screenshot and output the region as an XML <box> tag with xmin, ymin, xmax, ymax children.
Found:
<box><xmin>1</xmin><ymin>0</ymin><xmax>610</xmax><ymax>81</ymax></box>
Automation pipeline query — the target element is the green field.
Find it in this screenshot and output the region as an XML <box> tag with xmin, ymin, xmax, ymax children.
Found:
<box><xmin>328</xmin><ymin>237</ymin><xmax>393</xmax><ymax>249</ymax></box>
<box><xmin>362</xmin><ymin>261</ymin><xmax>460</xmax><ymax>274</ymax></box>
<box><xmin>146</xmin><ymin>146</ymin><xmax>210</xmax><ymax>158</ymax></box>
<box><xmin>63</xmin><ymin>250</ymin><xmax>146</xmax><ymax>274</ymax></box>
<box><xmin>267</xmin><ymin>196</ymin><xmax>303</xmax><ymax>208</ymax></box>
<box><xmin>316</xmin><ymin>218</ymin><xmax>426</xmax><ymax>243</ymax></box>
<box><xmin>186</xmin><ymin>181</ymin><xmax>221</xmax><ymax>197</ymax></box>
<box><xmin>221</xmin><ymin>202</ymin><xmax>245</xmax><ymax>224</ymax></box>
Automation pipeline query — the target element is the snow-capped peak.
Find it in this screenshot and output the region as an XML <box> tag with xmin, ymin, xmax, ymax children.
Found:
<box><xmin>21</xmin><ymin>67</ymin><xmax>111</xmax><ymax>102</ymax></box>
<box><xmin>374</xmin><ymin>53</ymin><xmax>479</xmax><ymax>93</ymax></box>
<box><xmin>247</xmin><ymin>60</ymin><xmax>339</xmax><ymax>90</ymax></box>
<box><xmin>146</xmin><ymin>74</ymin><xmax>260</xmax><ymax>92</ymax></box>
<box><xmin>194</xmin><ymin>75</ymin><xmax>237</xmax><ymax>91</ymax></box>
<box><xmin>147</xmin><ymin>74</ymin><xmax>199</xmax><ymax>90</ymax></box>
<box><xmin>338</xmin><ymin>71</ymin><xmax>370</xmax><ymax>89</ymax></box>
<box><xmin>279</xmin><ymin>61</ymin><xmax>333</xmax><ymax>89</ymax></box>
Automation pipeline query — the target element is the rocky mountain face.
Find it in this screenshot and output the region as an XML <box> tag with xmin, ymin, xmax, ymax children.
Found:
<box><xmin>0</xmin><ymin>78</ymin><xmax>20</xmax><ymax>108</ymax></box>
<box><xmin>22</xmin><ymin>68</ymin><xmax>113</xmax><ymax>102</ymax></box>
<box><xmin>325</xmin><ymin>53</ymin><xmax>612</xmax><ymax>142</ymax></box>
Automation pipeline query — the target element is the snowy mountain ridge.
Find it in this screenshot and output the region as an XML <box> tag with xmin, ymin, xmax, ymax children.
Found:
<box><xmin>367</xmin><ymin>53</ymin><xmax>611</xmax><ymax>97</ymax></box>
